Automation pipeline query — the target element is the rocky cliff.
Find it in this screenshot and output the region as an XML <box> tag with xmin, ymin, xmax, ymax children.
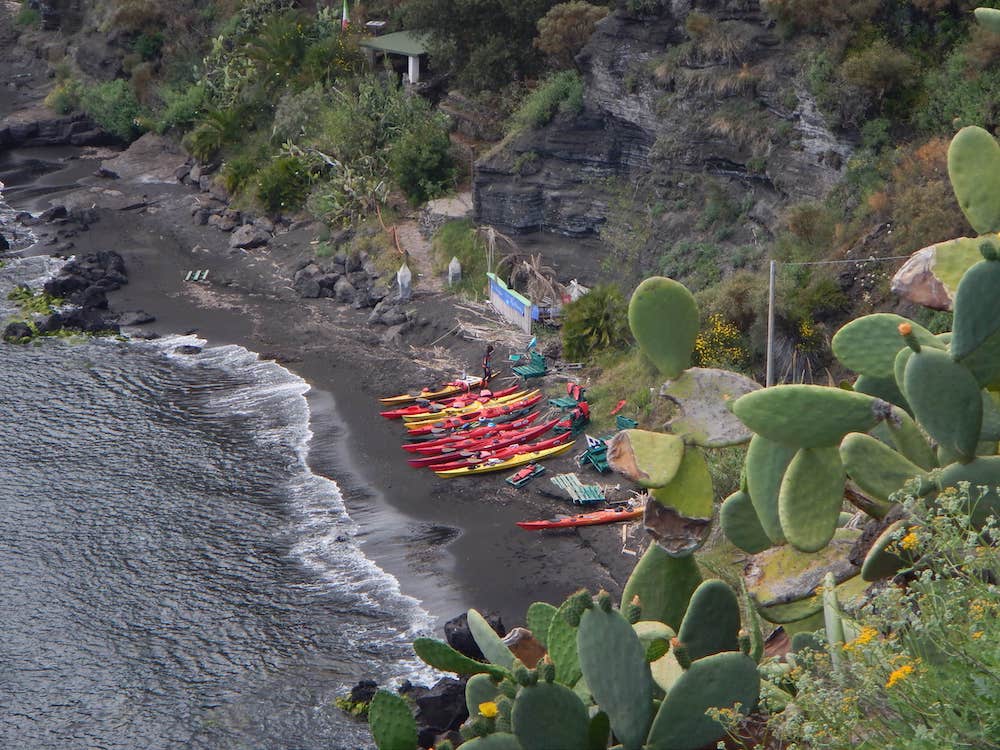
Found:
<box><xmin>473</xmin><ymin>0</ymin><xmax>854</xmax><ymax>247</ymax></box>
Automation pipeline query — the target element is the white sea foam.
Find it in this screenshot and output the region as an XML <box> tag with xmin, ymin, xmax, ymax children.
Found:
<box><xmin>146</xmin><ymin>334</ymin><xmax>440</xmax><ymax>684</ymax></box>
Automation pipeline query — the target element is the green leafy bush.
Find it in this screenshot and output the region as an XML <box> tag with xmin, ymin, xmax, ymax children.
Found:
<box><xmin>255</xmin><ymin>155</ymin><xmax>314</xmax><ymax>215</ymax></box>
<box><xmin>915</xmin><ymin>46</ymin><xmax>1000</xmax><ymax>134</ymax></box>
<box><xmin>44</xmin><ymin>79</ymin><xmax>81</xmax><ymax>115</ymax></box>
<box><xmin>78</xmin><ymin>80</ymin><xmax>143</xmax><ymax>141</ymax></box>
<box><xmin>15</xmin><ymin>4</ymin><xmax>40</xmax><ymax>26</ymax></box>
<box><xmin>271</xmin><ymin>83</ymin><xmax>328</xmax><ymax>143</ymax></box>
<box><xmin>534</xmin><ymin>2</ymin><xmax>609</xmax><ymax>70</ymax></box>
<box><xmin>389</xmin><ymin>115</ymin><xmax>455</xmax><ymax>204</ymax></box>
<box><xmin>561</xmin><ymin>283</ymin><xmax>630</xmax><ymax>361</ymax></box>
<box><xmin>182</xmin><ymin>108</ymin><xmax>243</xmax><ymax>161</ymax></box>
<box><xmin>154</xmin><ymin>82</ymin><xmax>207</xmax><ymax>134</ymax></box>
<box><xmin>132</xmin><ymin>31</ymin><xmax>164</xmax><ymax>61</ymax></box>
<box><xmin>509</xmin><ymin>70</ymin><xmax>584</xmax><ymax>132</ymax></box>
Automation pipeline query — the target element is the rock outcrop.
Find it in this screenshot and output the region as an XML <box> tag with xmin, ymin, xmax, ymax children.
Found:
<box><xmin>474</xmin><ymin>1</ymin><xmax>854</xmax><ymax>239</ymax></box>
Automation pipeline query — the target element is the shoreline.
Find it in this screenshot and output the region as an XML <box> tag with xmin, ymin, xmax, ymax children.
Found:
<box><xmin>2</xmin><ymin>141</ymin><xmax>640</xmax><ymax>639</ymax></box>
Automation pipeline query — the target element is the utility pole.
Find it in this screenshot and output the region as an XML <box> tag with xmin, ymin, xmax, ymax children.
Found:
<box><xmin>766</xmin><ymin>259</ymin><xmax>776</xmax><ymax>387</ymax></box>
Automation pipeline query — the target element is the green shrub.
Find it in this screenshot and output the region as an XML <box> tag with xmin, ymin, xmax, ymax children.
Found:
<box><xmin>154</xmin><ymin>82</ymin><xmax>207</xmax><ymax>134</ymax></box>
<box><xmin>914</xmin><ymin>46</ymin><xmax>1000</xmax><ymax>134</ymax></box>
<box><xmin>625</xmin><ymin>0</ymin><xmax>664</xmax><ymax>14</ymax></box>
<box><xmin>44</xmin><ymin>80</ymin><xmax>81</xmax><ymax>115</ymax></box>
<box><xmin>561</xmin><ymin>283</ymin><xmax>630</xmax><ymax>361</ymax></box>
<box><xmin>534</xmin><ymin>2</ymin><xmax>609</xmax><ymax>70</ymax></box>
<box><xmin>15</xmin><ymin>4</ymin><xmax>40</xmax><ymax>26</ymax></box>
<box><xmin>838</xmin><ymin>38</ymin><xmax>918</xmax><ymax>104</ymax></box>
<box><xmin>509</xmin><ymin>71</ymin><xmax>584</xmax><ymax>132</ymax></box>
<box><xmin>389</xmin><ymin>115</ymin><xmax>455</xmax><ymax>204</ymax></box>
<box><xmin>132</xmin><ymin>31</ymin><xmax>164</xmax><ymax>61</ymax></box>
<box><xmin>222</xmin><ymin>151</ymin><xmax>264</xmax><ymax>196</ymax></box>
<box><xmin>182</xmin><ymin>108</ymin><xmax>242</xmax><ymax>161</ymax></box>
<box><xmin>78</xmin><ymin>80</ymin><xmax>143</xmax><ymax>141</ymax></box>
<box><xmin>271</xmin><ymin>82</ymin><xmax>328</xmax><ymax>143</ymax></box>
<box><xmin>255</xmin><ymin>155</ymin><xmax>313</xmax><ymax>214</ymax></box>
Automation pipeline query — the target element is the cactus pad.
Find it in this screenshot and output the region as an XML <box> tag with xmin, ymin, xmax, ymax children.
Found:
<box><xmin>621</xmin><ymin>544</ymin><xmax>702</xmax><ymax>630</ymax></box>
<box><xmin>466</xmin><ymin>674</ymin><xmax>501</xmax><ymax>717</ymax></box>
<box><xmin>853</xmin><ymin>373</ymin><xmax>909</xmax><ymax>413</ymax></box>
<box><xmin>948</xmin><ymin>126</ymin><xmax>1000</xmax><ymax>234</ymax></box>
<box><xmin>884</xmin><ymin>407</ymin><xmax>938</xmax><ymax>470</ymax></box>
<box><xmin>525</xmin><ymin>602</ymin><xmax>556</xmax><ymax>649</ymax></box>
<box><xmin>733</xmin><ymin>385</ymin><xmax>884</xmax><ymax>448</ymax></box>
<box><xmin>658</xmin><ymin>367</ymin><xmax>760</xmax><ymax>447</ymax></box>
<box><xmin>468</xmin><ymin>608</ymin><xmax>516</xmax><ymax>669</ymax></box>
<box><xmin>646</xmin><ymin>652</ymin><xmax>760</xmax><ymax>750</ymax></box>
<box><xmin>904</xmin><ymin>346</ymin><xmax>983</xmax><ymax>462</ymax></box>
<box><xmin>720</xmin><ymin>490</ymin><xmax>772</xmax><ymax>554</ymax></box>
<box><xmin>677</xmin><ymin>579</ymin><xmax>741</xmax><ymax>661</ymax></box>
<box><xmin>577</xmin><ymin>606</ymin><xmax>654</xmax><ymax>750</ymax></box>
<box><xmin>840</xmin><ymin>432</ymin><xmax>927</xmax><ymax>506</ymax></box>
<box><xmin>606</xmin><ymin>429</ymin><xmax>685</xmax><ymax>488</ymax></box>
<box><xmin>976</xmin><ymin>6</ymin><xmax>1000</xmax><ymax>32</ymax></box>
<box><xmin>778</xmin><ymin>446</ymin><xmax>845</xmax><ymax>553</ymax></box>
<box><xmin>745</xmin><ymin>435</ymin><xmax>795</xmax><ymax>544</ymax></box>
<box><xmin>745</xmin><ymin>529</ymin><xmax>860</xmax><ymax>616</ymax></box>
<box><xmin>628</xmin><ymin>276</ymin><xmax>700</xmax><ymax>378</ymax></box>
<box><xmin>368</xmin><ymin>690</ymin><xmax>418</xmax><ymax>750</ymax></box>
<box><xmin>587</xmin><ymin>712</ymin><xmax>611</xmax><ymax>750</ymax></box>
<box><xmin>546</xmin><ymin>598</ymin><xmax>582</xmax><ymax>686</ymax></box>
<box><xmin>649</xmin><ymin>448</ymin><xmax>714</xmax><ymax>519</ymax></box>
<box><xmin>413</xmin><ymin>638</ymin><xmax>509</xmax><ymax>679</ymax></box>
<box><xmin>951</xmin><ymin>255</ymin><xmax>1000</xmax><ymax>361</ymax></box>
<box><xmin>832</xmin><ymin>313</ymin><xmax>937</xmax><ymax>377</ymax></box>
<box><xmin>961</xmin><ymin>328</ymin><xmax>1000</xmax><ymax>387</ymax></box>
<box><xmin>458</xmin><ymin>734</ymin><xmax>524</xmax><ymax>750</ymax></box>
<box><xmin>510</xmin><ymin>682</ymin><xmax>589</xmax><ymax>750</ymax></box>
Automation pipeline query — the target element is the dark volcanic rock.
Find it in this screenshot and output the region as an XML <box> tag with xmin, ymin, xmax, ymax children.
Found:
<box><xmin>402</xmin><ymin>677</ymin><xmax>468</xmax><ymax>736</ymax></box>
<box><xmin>443</xmin><ymin>611</ymin><xmax>505</xmax><ymax>661</ymax></box>
<box><xmin>174</xmin><ymin>344</ymin><xmax>203</xmax><ymax>355</ymax></box>
<box><xmin>0</xmin><ymin>233</ymin><xmax>8</xmax><ymax>251</ymax></box>
<box><xmin>0</xmin><ymin>110</ymin><xmax>115</xmax><ymax>149</ymax></box>
<box><xmin>230</xmin><ymin>224</ymin><xmax>270</xmax><ymax>249</ymax></box>
<box><xmin>49</xmin><ymin>308</ymin><xmax>120</xmax><ymax>334</ymax></box>
<box><xmin>117</xmin><ymin>310</ymin><xmax>155</xmax><ymax>326</ymax></box>
<box><xmin>69</xmin><ymin>286</ymin><xmax>108</xmax><ymax>310</ymax></box>
<box><xmin>3</xmin><ymin>322</ymin><xmax>33</xmax><ymax>342</ymax></box>
<box><xmin>348</xmin><ymin>679</ymin><xmax>378</xmax><ymax>705</ymax></box>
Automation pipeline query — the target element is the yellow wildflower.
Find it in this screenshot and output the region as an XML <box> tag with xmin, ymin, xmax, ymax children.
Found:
<box><xmin>972</xmin><ymin>631</ymin><xmax>984</xmax><ymax>639</ymax></box>
<box><xmin>885</xmin><ymin>664</ymin><xmax>914</xmax><ymax>688</ymax></box>
<box><xmin>843</xmin><ymin>626</ymin><xmax>878</xmax><ymax>652</ymax></box>
<box><xmin>478</xmin><ymin>701</ymin><xmax>498</xmax><ymax>718</ymax></box>
<box><xmin>899</xmin><ymin>531</ymin><xmax>919</xmax><ymax>552</ymax></box>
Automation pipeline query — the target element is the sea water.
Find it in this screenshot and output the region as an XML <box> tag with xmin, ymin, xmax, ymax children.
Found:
<box><xmin>0</xmin><ymin>205</ymin><xmax>432</xmax><ymax>748</ymax></box>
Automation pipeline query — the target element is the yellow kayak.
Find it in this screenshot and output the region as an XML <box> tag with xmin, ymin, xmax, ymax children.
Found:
<box><xmin>378</xmin><ymin>375</ymin><xmax>494</xmax><ymax>406</ymax></box>
<box><xmin>433</xmin><ymin>440</ymin><xmax>574</xmax><ymax>478</ymax></box>
<box><xmin>402</xmin><ymin>389</ymin><xmax>537</xmax><ymax>424</ymax></box>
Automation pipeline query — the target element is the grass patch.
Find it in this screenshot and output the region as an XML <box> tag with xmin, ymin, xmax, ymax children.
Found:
<box><xmin>432</xmin><ymin>219</ymin><xmax>487</xmax><ymax>299</ymax></box>
<box><xmin>585</xmin><ymin>348</ymin><xmax>666</xmax><ymax>433</ymax></box>
<box><xmin>509</xmin><ymin>71</ymin><xmax>583</xmax><ymax>133</ymax></box>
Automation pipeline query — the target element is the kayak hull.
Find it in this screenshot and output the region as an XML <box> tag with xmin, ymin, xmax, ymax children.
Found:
<box><xmin>433</xmin><ymin>440</ymin><xmax>574</xmax><ymax>478</ymax></box>
<box><xmin>516</xmin><ymin>506</ymin><xmax>643</xmax><ymax>530</ymax></box>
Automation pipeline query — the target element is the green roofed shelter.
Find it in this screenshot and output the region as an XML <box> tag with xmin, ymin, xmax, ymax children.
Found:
<box><xmin>359</xmin><ymin>30</ymin><xmax>429</xmax><ymax>83</ymax></box>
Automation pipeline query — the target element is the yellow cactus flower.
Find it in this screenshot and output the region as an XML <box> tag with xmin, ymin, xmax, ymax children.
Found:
<box><xmin>478</xmin><ymin>701</ymin><xmax>498</xmax><ymax>718</ymax></box>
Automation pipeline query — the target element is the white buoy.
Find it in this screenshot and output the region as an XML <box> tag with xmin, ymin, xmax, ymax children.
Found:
<box><xmin>397</xmin><ymin>262</ymin><xmax>412</xmax><ymax>301</ymax></box>
<box><xmin>448</xmin><ymin>256</ymin><xmax>462</xmax><ymax>286</ymax></box>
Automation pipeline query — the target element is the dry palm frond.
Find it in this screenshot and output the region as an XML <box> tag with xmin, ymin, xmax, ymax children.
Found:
<box><xmin>496</xmin><ymin>252</ymin><xmax>564</xmax><ymax>304</ymax></box>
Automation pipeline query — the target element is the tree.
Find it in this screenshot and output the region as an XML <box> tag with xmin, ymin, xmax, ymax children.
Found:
<box><xmin>534</xmin><ymin>1</ymin><xmax>609</xmax><ymax>70</ymax></box>
<box><xmin>402</xmin><ymin>0</ymin><xmax>563</xmax><ymax>93</ymax></box>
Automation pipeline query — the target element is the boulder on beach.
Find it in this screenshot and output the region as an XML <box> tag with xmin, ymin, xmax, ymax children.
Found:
<box><xmin>230</xmin><ymin>224</ymin><xmax>270</xmax><ymax>249</ymax></box>
<box><xmin>3</xmin><ymin>321</ymin><xmax>33</xmax><ymax>342</ymax></box>
<box><xmin>443</xmin><ymin>611</ymin><xmax>505</xmax><ymax>661</ymax></box>
<box><xmin>117</xmin><ymin>310</ymin><xmax>155</xmax><ymax>326</ymax></box>
<box><xmin>174</xmin><ymin>344</ymin><xmax>203</xmax><ymax>355</ymax></box>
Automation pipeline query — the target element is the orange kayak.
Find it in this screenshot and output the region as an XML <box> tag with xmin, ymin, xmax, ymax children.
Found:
<box><xmin>516</xmin><ymin>505</ymin><xmax>643</xmax><ymax>530</ymax></box>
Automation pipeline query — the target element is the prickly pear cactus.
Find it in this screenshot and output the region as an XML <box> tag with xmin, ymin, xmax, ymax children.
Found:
<box><xmin>510</xmin><ymin>681</ymin><xmax>589</xmax><ymax>750</ymax></box>
<box><xmin>628</xmin><ymin>276</ymin><xmax>699</xmax><ymax>378</ymax></box>
<box><xmin>778</xmin><ymin>446</ymin><xmax>845</xmax><ymax>553</ymax></box>
<box><xmin>368</xmin><ymin>690</ymin><xmax>418</xmax><ymax>750</ymax></box>
<box><xmin>645</xmin><ymin>651</ymin><xmax>760</xmax><ymax>750</ymax></box>
<box><xmin>720</xmin><ymin>489</ymin><xmax>771</xmax><ymax>554</ymax></box>
<box><xmin>948</xmin><ymin>126</ymin><xmax>1000</xmax><ymax>234</ymax></box>
<box><xmin>621</xmin><ymin>544</ymin><xmax>702</xmax><ymax>631</ymax></box>
<box><xmin>676</xmin><ymin>579</ymin><xmax>741</xmax><ymax>661</ymax></box>
<box><xmin>606</xmin><ymin>429</ymin><xmax>685</xmax><ymax>488</ymax></box>
<box><xmin>468</xmin><ymin>608</ymin><xmax>515</xmax><ymax>669</ymax></box>
<box><xmin>831</xmin><ymin>313</ymin><xmax>938</xmax><ymax>378</ymax></box>
<box><xmin>413</xmin><ymin>638</ymin><xmax>509</xmax><ymax>679</ymax></box>
<box><xmin>658</xmin><ymin>367</ymin><xmax>760</xmax><ymax>447</ymax></box>
<box><xmin>950</xmin><ymin>245</ymin><xmax>1000</xmax><ymax>361</ymax></box>
<box><xmin>577</xmin><ymin>599</ymin><xmax>654</xmax><ymax>750</ymax></box>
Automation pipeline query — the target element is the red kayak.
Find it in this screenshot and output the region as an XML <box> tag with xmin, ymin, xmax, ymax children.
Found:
<box><xmin>405</xmin><ymin>395</ymin><xmax>544</xmax><ymax>435</ymax></box>
<box><xmin>426</xmin><ymin>433</ymin><xmax>573</xmax><ymax>472</ymax></box>
<box><xmin>516</xmin><ymin>504</ymin><xmax>643</xmax><ymax>531</ymax></box>
<box><xmin>405</xmin><ymin>407</ymin><xmax>540</xmax><ymax>441</ymax></box>
<box><xmin>411</xmin><ymin>416</ymin><xmax>559</xmax><ymax>456</ymax></box>
<box><xmin>402</xmin><ymin>413</ymin><xmax>542</xmax><ymax>451</ymax></box>
<box><xmin>406</xmin><ymin>419</ymin><xmax>562</xmax><ymax>468</ymax></box>
<box><xmin>380</xmin><ymin>385</ymin><xmax>519</xmax><ymax>419</ymax></box>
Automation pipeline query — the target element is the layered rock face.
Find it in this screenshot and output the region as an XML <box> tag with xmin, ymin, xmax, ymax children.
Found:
<box><xmin>474</xmin><ymin>0</ymin><xmax>853</xmax><ymax>238</ymax></box>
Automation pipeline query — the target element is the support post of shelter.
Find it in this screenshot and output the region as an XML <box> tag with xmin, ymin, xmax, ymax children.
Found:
<box><xmin>407</xmin><ymin>54</ymin><xmax>420</xmax><ymax>84</ymax></box>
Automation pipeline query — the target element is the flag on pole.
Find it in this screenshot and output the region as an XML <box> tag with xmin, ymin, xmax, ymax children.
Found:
<box><xmin>341</xmin><ymin>0</ymin><xmax>349</xmax><ymax>29</ymax></box>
